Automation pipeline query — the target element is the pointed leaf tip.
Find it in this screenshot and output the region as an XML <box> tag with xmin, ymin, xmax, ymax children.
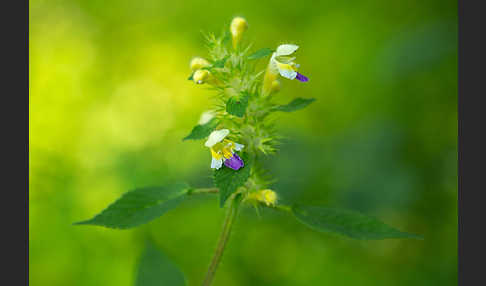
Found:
<box><xmin>293</xmin><ymin>205</ymin><xmax>422</xmax><ymax>240</ymax></box>
<box><xmin>73</xmin><ymin>183</ymin><xmax>190</xmax><ymax>229</ymax></box>
<box><xmin>248</xmin><ymin>48</ymin><xmax>274</xmax><ymax>60</ymax></box>
<box><xmin>274</xmin><ymin>98</ymin><xmax>316</xmax><ymax>112</ymax></box>
<box><xmin>183</xmin><ymin>118</ymin><xmax>219</xmax><ymax>141</ymax></box>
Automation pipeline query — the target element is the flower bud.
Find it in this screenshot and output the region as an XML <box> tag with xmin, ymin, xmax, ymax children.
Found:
<box><xmin>230</xmin><ymin>17</ymin><xmax>248</xmax><ymax>49</ymax></box>
<box><xmin>190</xmin><ymin>57</ymin><xmax>210</xmax><ymax>71</ymax></box>
<box><xmin>248</xmin><ymin>189</ymin><xmax>278</xmax><ymax>206</ymax></box>
<box><xmin>262</xmin><ymin>64</ymin><xmax>279</xmax><ymax>95</ymax></box>
<box><xmin>193</xmin><ymin>69</ymin><xmax>210</xmax><ymax>84</ymax></box>
<box><xmin>198</xmin><ymin>110</ymin><xmax>215</xmax><ymax>125</ymax></box>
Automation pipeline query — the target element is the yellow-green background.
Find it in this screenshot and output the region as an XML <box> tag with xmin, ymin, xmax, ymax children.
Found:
<box><xmin>29</xmin><ymin>0</ymin><xmax>457</xmax><ymax>285</ymax></box>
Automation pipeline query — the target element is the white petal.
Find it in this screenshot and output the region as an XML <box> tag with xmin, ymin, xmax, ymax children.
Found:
<box><xmin>234</xmin><ymin>143</ymin><xmax>244</xmax><ymax>151</ymax></box>
<box><xmin>211</xmin><ymin>157</ymin><xmax>223</xmax><ymax>169</ymax></box>
<box><xmin>275</xmin><ymin>56</ymin><xmax>296</xmax><ymax>64</ymax></box>
<box><xmin>205</xmin><ymin>129</ymin><xmax>230</xmax><ymax>147</ymax></box>
<box><xmin>278</xmin><ymin>68</ymin><xmax>297</xmax><ymax>80</ymax></box>
<box><xmin>268</xmin><ymin>53</ymin><xmax>280</xmax><ymax>74</ymax></box>
<box><xmin>276</xmin><ymin>44</ymin><xmax>299</xmax><ymax>56</ymax></box>
<box><xmin>198</xmin><ymin>110</ymin><xmax>215</xmax><ymax>125</ymax></box>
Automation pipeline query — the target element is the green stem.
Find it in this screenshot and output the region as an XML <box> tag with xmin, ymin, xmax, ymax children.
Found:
<box><xmin>201</xmin><ymin>197</ymin><xmax>240</xmax><ymax>286</ymax></box>
<box><xmin>274</xmin><ymin>204</ymin><xmax>292</xmax><ymax>212</ymax></box>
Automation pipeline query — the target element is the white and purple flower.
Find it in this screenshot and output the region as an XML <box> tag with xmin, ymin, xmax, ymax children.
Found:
<box><xmin>205</xmin><ymin>129</ymin><xmax>245</xmax><ymax>170</ymax></box>
<box><xmin>269</xmin><ymin>44</ymin><xmax>309</xmax><ymax>82</ymax></box>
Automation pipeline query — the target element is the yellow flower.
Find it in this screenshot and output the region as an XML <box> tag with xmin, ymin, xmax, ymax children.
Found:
<box><xmin>190</xmin><ymin>57</ymin><xmax>210</xmax><ymax>71</ymax></box>
<box><xmin>191</xmin><ymin>66</ymin><xmax>222</xmax><ymax>86</ymax></box>
<box><xmin>248</xmin><ymin>189</ymin><xmax>278</xmax><ymax>206</ymax></box>
<box><xmin>193</xmin><ymin>69</ymin><xmax>210</xmax><ymax>84</ymax></box>
<box><xmin>230</xmin><ymin>17</ymin><xmax>248</xmax><ymax>49</ymax></box>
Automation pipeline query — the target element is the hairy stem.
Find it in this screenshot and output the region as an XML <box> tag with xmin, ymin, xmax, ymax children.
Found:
<box><xmin>201</xmin><ymin>197</ymin><xmax>240</xmax><ymax>286</ymax></box>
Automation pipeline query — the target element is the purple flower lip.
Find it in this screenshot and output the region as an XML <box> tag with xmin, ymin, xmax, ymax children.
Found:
<box><xmin>296</xmin><ymin>72</ymin><xmax>309</xmax><ymax>82</ymax></box>
<box><xmin>224</xmin><ymin>153</ymin><xmax>244</xmax><ymax>170</ymax></box>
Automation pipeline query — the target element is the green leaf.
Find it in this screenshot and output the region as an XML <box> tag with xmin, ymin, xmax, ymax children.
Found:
<box><xmin>183</xmin><ymin>118</ymin><xmax>219</xmax><ymax>141</ymax></box>
<box><xmin>248</xmin><ymin>48</ymin><xmax>274</xmax><ymax>60</ymax></box>
<box><xmin>74</xmin><ymin>183</ymin><xmax>190</xmax><ymax>229</ymax></box>
<box><xmin>135</xmin><ymin>242</ymin><xmax>186</xmax><ymax>286</ymax></box>
<box><xmin>212</xmin><ymin>56</ymin><xmax>229</xmax><ymax>68</ymax></box>
<box><xmin>226</xmin><ymin>92</ymin><xmax>250</xmax><ymax>117</ymax></box>
<box><xmin>214</xmin><ymin>153</ymin><xmax>252</xmax><ymax>207</ymax></box>
<box><xmin>293</xmin><ymin>205</ymin><xmax>423</xmax><ymax>240</ymax></box>
<box><xmin>274</xmin><ymin>98</ymin><xmax>316</xmax><ymax>112</ymax></box>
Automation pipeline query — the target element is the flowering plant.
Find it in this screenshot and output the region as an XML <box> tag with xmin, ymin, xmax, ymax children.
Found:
<box><xmin>75</xmin><ymin>17</ymin><xmax>421</xmax><ymax>286</ymax></box>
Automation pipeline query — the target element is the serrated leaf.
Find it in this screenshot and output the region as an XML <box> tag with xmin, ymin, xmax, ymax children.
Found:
<box><xmin>248</xmin><ymin>48</ymin><xmax>274</xmax><ymax>60</ymax></box>
<box><xmin>212</xmin><ymin>56</ymin><xmax>229</xmax><ymax>68</ymax></box>
<box><xmin>214</xmin><ymin>153</ymin><xmax>252</xmax><ymax>207</ymax></box>
<box><xmin>135</xmin><ymin>242</ymin><xmax>186</xmax><ymax>286</ymax></box>
<box><xmin>293</xmin><ymin>205</ymin><xmax>423</xmax><ymax>240</ymax></box>
<box><xmin>74</xmin><ymin>183</ymin><xmax>190</xmax><ymax>229</ymax></box>
<box><xmin>274</xmin><ymin>98</ymin><xmax>316</xmax><ymax>112</ymax></box>
<box><xmin>183</xmin><ymin>118</ymin><xmax>219</xmax><ymax>141</ymax></box>
<box><xmin>226</xmin><ymin>92</ymin><xmax>249</xmax><ymax>117</ymax></box>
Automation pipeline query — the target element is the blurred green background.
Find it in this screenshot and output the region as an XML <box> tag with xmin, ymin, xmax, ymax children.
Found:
<box><xmin>29</xmin><ymin>0</ymin><xmax>457</xmax><ymax>285</ymax></box>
